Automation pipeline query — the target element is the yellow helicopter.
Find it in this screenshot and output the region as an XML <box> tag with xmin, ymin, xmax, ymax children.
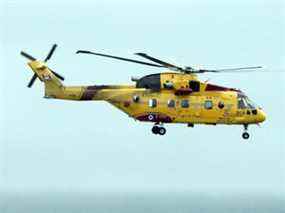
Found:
<box><xmin>21</xmin><ymin>44</ymin><xmax>266</xmax><ymax>139</ymax></box>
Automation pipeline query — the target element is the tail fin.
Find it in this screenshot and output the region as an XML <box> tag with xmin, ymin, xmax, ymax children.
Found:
<box><xmin>21</xmin><ymin>44</ymin><xmax>66</xmax><ymax>98</ymax></box>
<box><xmin>27</xmin><ymin>60</ymin><xmax>64</xmax><ymax>98</ymax></box>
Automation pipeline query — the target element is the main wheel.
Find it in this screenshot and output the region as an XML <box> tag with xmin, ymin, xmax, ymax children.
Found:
<box><xmin>152</xmin><ymin>126</ymin><xmax>160</xmax><ymax>134</ymax></box>
<box><xmin>158</xmin><ymin>127</ymin><xmax>166</xmax><ymax>135</ymax></box>
<box><xmin>242</xmin><ymin>132</ymin><xmax>250</xmax><ymax>140</ymax></box>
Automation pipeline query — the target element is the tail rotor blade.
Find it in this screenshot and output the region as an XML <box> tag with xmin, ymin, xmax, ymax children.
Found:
<box><xmin>21</xmin><ymin>51</ymin><xmax>36</xmax><ymax>61</ymax></box>
<box><xmin>51</xmin><ymin>70</ymin><xmax>65</xmax><ymax>81</ymax></box>
<box><xmin>27</xmin><ymin>74</ymin><xmax>38</xmax><ymax>88</ymax></box>
<box><xmin>44</xmin><ymin>44</ymin><xmax>57</xmax><ymax>62</ymax></box>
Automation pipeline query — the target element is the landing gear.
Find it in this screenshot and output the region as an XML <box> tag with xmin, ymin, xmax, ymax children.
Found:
<box><xmin>242</xmin><ymin>124</ymin><xmax>250</xmax><ymax>140</ymax></box>
<box><xmin>242</xmin><ymin>132</ymin><xmax>250</xmax><ymax>139</ymax></box>
<box><xmin>151</xmin><ymin>126</ymin><xmax>160</xmax><ymax>134</ymax></box>
<box><xmin>158</xmin><ymin>127</ymin><xmax>166</xmax><ymax>135</ymax></box>
<box><xmin>151</xmin><ymin>124</ymin><xmax>166</xmax><ymax>135</ymax></box>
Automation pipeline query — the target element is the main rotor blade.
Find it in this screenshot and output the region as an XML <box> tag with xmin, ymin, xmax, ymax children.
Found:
<box><xmin>198</xmin><ymin>66</ymin><xmax>263</xmax><ymax>73</ymax></box>
<box><xmin>27</xmin><ymin>74</ymin><xmax>38</xmax><ymax>88</ymax></box>
<box><xmin>44</xmin><ymin>44</ymin><xmax>57</xmax><ymax>62</ymax></box>
<box><xmin>50</xmin><ymin>69</ymin><xmax>65</xmax><ymax>81</ymax></box>
<box><xmin>21</xmin><ymin>51</ymin><xmax>36</xmax><ymax>61</ymax></box>
<box><xmin>76</xmin><ymin>50</ymin><xmax>165</xmax><ymax>68</ymax></box>
<box><xmin>135</xmin><ymin>53</ymin><xmax>183</xmax><ymax>70</ymax></box>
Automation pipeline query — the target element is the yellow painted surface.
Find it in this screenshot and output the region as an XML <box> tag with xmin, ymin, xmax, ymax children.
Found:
<box><xmin>26</xmin><ymin>61</ymin><xmax>266</xmax><ymax>125</ymax></box>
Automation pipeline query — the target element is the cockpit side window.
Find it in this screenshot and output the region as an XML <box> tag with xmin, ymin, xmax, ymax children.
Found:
<box><xmin>245</xmin><ymin>97</ymin><xmax>256</xmax><ymax>109</ymax></box>
<box><xmin>237</xmin><ymin>93</ymin><xmax>246</xmax><ymax>109</ymax></box>
<box><xmin>238</xmin><ymin>97</ymin><xmax>247</xmax><ymax>109</ymax></box>
<box><xmin>237</xmin><ymin>93</ymin><xmax>257</xmax><ymax>109</ymax></box>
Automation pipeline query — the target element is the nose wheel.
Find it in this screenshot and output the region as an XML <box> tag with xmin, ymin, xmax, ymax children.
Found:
<box><xmin>242</xmin><ymin>132</ymin><xmax>250</xmax><ymax>139</ymax></box>
<box><xmin>152</xmin><ymin>124</ymin><xmax>166</xmax><ymax>135</ymax></box>
<box><xmin>242</xmin><ymin>124</ymin><xmax>250</xmax><ymax>140</ymax></box>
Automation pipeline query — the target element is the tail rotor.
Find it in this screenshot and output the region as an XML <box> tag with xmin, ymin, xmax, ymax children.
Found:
<box><xmin>20</xmin><ymin>44</ymin><xmax>65</xmax><ymax>88</ymax></box>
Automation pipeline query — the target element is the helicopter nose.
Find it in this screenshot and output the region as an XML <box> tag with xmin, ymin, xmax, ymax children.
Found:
<box><xmin>257</xmin><ymin>109</ymin><xmax>266</xmax><ymax>123</ymax></box>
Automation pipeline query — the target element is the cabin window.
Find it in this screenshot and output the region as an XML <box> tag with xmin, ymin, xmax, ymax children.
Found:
<box><xmin>204</xmin><ymin>100</ymin><xmax>213</xmax><ymax>110</ymax></box>
<box><xmin>133</xmin><ymin>95</ymin><xmax>140</xmax><ymax>103</ymax></box>
<box><xmin>189</xmin><ymin>81</ymin><xmax>200</xmax><ymax>92</ymax></box>
<box><xmin>218</xmin><ymin>101</ymin><xmax>224</xmax><ymax>109</ymax></box>
<box><xmin>167</xmin><ymin>99</ymin><xmax>175</xmax><ymax>108</ymax></box>
<box><xmin>149</xmin><ymin>99</ymin><xmax>157</xmax><ymax>108</ymax></box>
<box><xmin>181</xmin><ymin>100</ymin><xmax>189</xmax><ymax>108</ymax></box>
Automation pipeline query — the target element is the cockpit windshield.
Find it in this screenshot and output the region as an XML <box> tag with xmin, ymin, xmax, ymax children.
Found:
<box><xmin>237</xmin><ymin>93</ymin><xmax>257</xmax><ymax>109</ymax></box>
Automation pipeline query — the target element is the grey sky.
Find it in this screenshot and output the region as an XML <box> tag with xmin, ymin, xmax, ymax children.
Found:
<box><xmin>1</xmin><ymin>0</ymin><xmax>284</xmax><ymax>196</ymax></box>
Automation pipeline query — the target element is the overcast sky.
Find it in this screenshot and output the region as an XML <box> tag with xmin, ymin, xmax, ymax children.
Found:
<box><xmin>1</xmin><ymin>0</ymin><xmax>284</xmax><ymax>196</ymax></box>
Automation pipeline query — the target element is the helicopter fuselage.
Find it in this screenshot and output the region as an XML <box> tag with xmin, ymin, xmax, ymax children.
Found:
<box><xmin>40</xmin><ymin>69</ymin><xmax>266</xmax><ymax>126</ymax></box>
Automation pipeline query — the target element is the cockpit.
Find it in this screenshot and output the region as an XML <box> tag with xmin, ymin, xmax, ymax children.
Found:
<box><xmin>237</xmin><ymin>93</ymin><xmax>258</xmax><ymax>110</ymax></box>
<box><xmin>236</xmin><ymin>93</ymin><xmax>266</xmax><ymax>123</ymax></box>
